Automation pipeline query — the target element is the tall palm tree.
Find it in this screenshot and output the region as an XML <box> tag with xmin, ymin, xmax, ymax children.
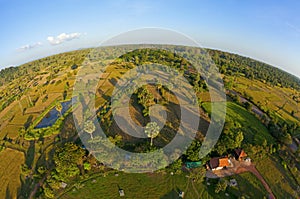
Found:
<box><xmin>144</xmin><ymin>122</ymin><xmax>160</xmax><ymax>146</ymax></box>
<box><xmin>84</xmin><ymin>120</ymin><xmax>96</xmax><ymax>139</ymax></box>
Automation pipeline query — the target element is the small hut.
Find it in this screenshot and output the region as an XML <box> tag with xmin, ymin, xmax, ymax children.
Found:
<box><xmin>179</xmin><ymin>191</ymin><xmax>185</xmax><ymax>198</ymax></box>
<box><xmin>61</xmin><ymin>182</ymin><xmax>68</xmax><ymax>189</ymax></box>
<box><xmin>234</xmin><ymin>149</ymin><xmax>247</xmax><ymax>161</ymax></box>
<box><xmin>185</xmin><ymin>161</ymin><xmax>202</xmax><ymax>169</ymax></box>
<box><xmin>119</xmin><ymin>189</ymin><xmax>125</xmax><ymax>197</ymax></box>
<box><xmin>208</xmin><ymin>157</ymin><xmax>229</xmax><ymax>171</ymax></box>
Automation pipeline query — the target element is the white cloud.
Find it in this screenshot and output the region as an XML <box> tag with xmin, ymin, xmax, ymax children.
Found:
<box><xmin>17</xmin><ymin>42</ymin><xmax>42</xmax><ymax>51</ymax></box>
<box><xmin>47</xmin><ymin>32</ymin><xmax>82</xmax><ymax>45</ymax></box>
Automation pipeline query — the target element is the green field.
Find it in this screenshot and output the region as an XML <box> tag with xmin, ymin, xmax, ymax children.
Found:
<box><xmin>61</xmin><ymin>171</ymin><xmax>269</xmax><ymax>199</ymax></box>
<box><xmin>0</xmin><ymin>46</ymin><xmax>299</xmax><ymax>198</ymax></box>
<box><xmin>0</xmin><ymin>149</ymin><xmax>25</xmax><ymax>198</ymax></box>
<box><xmin>256</xmin><ymin>156</ymin><xmax>299</xmax><ymax>198</ymax></box>
<box><xmin>233</xmin><ymin>76</ymin><xmax>300</xmax><ymax>125</ymax></box>
<box><xmin>61</xmin><ymin>173</ymin><xmax>207</xmax><ymax>199</ymax></box>
<box><xmin>202</xmin><ymin>101</ymin><xmax>275</xmax><ymax>145</ymax></box>
<box><xmin>224</xmin><ymin>172</ymin><xmax>268</xmax><ymax>198</ymax></box>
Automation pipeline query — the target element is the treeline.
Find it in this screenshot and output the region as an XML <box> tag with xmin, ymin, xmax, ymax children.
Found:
<box><xmin>208</xmin><ymin>49</ymin><xmax>300</xmax><ymax>90</ymax></box>
<box><xmin>118</xmin><ymin>48</ymin><xmax>208</xmax><ymax>90</ymax></box>
<box><xmin>1</xmin><ymin>46</ymin><xmax>299</xmax><ymax>91</ymax></box>
<box><xmin>119</xmin><ymin>48</ymin><xmax>190</xmax><ymax>69</ymax></box>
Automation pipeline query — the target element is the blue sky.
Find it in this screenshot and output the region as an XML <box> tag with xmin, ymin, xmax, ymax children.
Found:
<box><xmin>0</xmin><ymin>0</ymin><xmax>300</xmax><ymax>77</ymax></box>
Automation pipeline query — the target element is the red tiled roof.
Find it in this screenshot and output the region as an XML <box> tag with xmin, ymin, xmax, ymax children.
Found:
<box><xmin>209</xmin><ymin>157</ymin><xmax>229</xmax><ymax>169</ymax></box>
<box><xmin>235</xmin><ymin>148</ymin><xmax>247</xmax><ymax>158</ymax></box>
<box><xmin>219</xmin><ymin>158</ymin><xmax>229</xmax><ymax>167</ymax></box>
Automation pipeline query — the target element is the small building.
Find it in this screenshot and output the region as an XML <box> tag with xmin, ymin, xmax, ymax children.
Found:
<box><xmin>208</xmin><ymin>157</ymin><xmax>229</xmax><ymax>171</ymax></box>
<box><xmin>179</xmin><ymin>191</ymin><xmax>185</xmax><ymax>198</ymax></box>
<box><xmin>229</xmin><ymin>179</ymin><xmax>238</xmax><ymax>187</ymax></box>
<box><xmin>185</xmin><ymin>161</ymin><xmax>202</xmax><ymax>169</ymax></box>
<box><xmin>61</xmin><ymin>182</ymin><xmax>68</xmax><ymax>189</ymax></box>
<box><xmin>119</xmin><ymin>189</ymin><xmax>125</xmax><ymax>197</ymax></box>
<box><xmin>234</xmin><ymin>149</ymin><xmax>247</xmax><ymax>161</ymax></box>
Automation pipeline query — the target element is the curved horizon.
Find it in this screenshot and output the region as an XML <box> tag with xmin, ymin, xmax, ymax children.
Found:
<box><xmin>0</xmin><ymin>1</ymin><xmax>299</xmax><ymax>78</ymax></box>
<box><xmin>1</xmin><ymin>43</ymin><xmax>299</xmax><ymax>80</ymax></box>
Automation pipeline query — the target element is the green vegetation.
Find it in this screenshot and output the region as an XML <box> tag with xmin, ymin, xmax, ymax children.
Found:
<box><xmin>209</xmin><ymin>49</ymin><xmax>300</xmax><ymax>89</ymax></box>
<box><xmin>61</xmin><ymin>171</ymin><xmax>270</xmax><ymax>199</ymax></box>
<box><xmin>0</xmin><ymin>149</ymin><xmax>25</xmax><ymax>198</ymax></box>
<box><xmin>226</xmin><ymin>172</ymin><xmax>268</xmax><ymax>198</ymax></box>
<box><xmin>256</xmin><ymin>156</ymin><xmax>298</xmax><ymax>198</ymax></box>
<box><xmin>0</xmin><ymin>45</ymin><xmax>299</xmax><ymax>198</ymax></box>
<box><xmin>61</xmin><ymin>172</ymin><xmax>208</xmax><ymax>199</ymax></box>
<box><xmin>214</xmin><ymin>179</ymin><xmax>228</xmax><ymax>194</ymax></box>
<box><xmin>202</xmin><ymin>101</ymin><xmax>275</xmax><ymax>146</ymax></box>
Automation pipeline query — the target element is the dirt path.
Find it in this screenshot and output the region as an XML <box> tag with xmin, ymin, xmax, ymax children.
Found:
<box><xmin>29</xmin><ymin>134</ymin><xmax>79</xmax><ymax>198</ymax></box>
<box><xmin>206</xmin><ymin>159</ymin><xmax>276</xmax><ymax>199</ymax></box>
<box><xmin>236</xmin><ymin>164</ymin><xmax>275</xmax><ymax>199</ymax></box>
<box><xmin>29</xmin><ymin>175</ymin><xmax>47</xmax><ymax>199</ymax></box>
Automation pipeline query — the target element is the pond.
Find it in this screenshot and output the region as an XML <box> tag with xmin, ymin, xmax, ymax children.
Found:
<box><xmin>34</xmin><ymin>97</ymin><xmax>77</xmax><ymax>129</ymax></box>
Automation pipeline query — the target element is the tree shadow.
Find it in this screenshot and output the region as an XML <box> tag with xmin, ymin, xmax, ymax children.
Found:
<box><xmin>17</xmin><ymin>176</ymin><xmax>32</xmax><ymax>199</ymax></box>
<box><xmin>109</xmin><ymin>78</ymin><xmax>117</xmax><ymax>86</ymax></box>
<box><xmin>5</xmin><ymin>185</ymin><xmax>12</xmax><ymax>199</ymax></box>
<box><xmin>24</xmin><ymin>115</ymin><xmax>33</xmax><ymax>130</ymax></box>
<box><xmin>25</xmin><ymin>141</ymin><xmax>35</xmax><ymax>169</ymax></box>
<box><xmin>59</xmin><ymin>114</ymin><xmax>78</xmax><ymax>143</ymax></box>
<box><xmin>160</xmin><ymin>188</ymin><xmax>179</xmax><ymax>199</ymax></box>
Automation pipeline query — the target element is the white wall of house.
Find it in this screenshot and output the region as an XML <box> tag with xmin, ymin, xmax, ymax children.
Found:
<box><xmin>212</xmin><ymin>167</ymin><xmax>223</xmax><ymax>171</ymax></box>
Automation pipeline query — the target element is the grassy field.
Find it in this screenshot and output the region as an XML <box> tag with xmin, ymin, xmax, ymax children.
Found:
<box><xmin>202</xmin><ymin>101</ymin><xmax>275</xmax><ymax>145</ymax></box>
<box><xmin>256</xmin><ymin>156</ymin><xmax>299</xmax><ymax>198</ymax></box>
<box><xmin>0</xmin><ymin>149</ymin><xmax>25</xmax><ymax>199</ymax></box>
<box><xmin>0</xmin><ymin>68</ymin><xmax>79</xmax><ymax>198</ymax></box>
<box><xmin>0</xmin><ymin>68</ymin><xmax>75</xmax><ymax>140</ymax></box>
<box><xmin>61</xmin><ymin>173</ymin><xmax>207</xmax><ymax>199</ymax></box>
<box><xmin>232</xmin><ymin>76</ymin><xmax>300</xmax><ymax>125</ymax></box>
<box><xmin>61</xmin><ymin>171</ymin><xmax>271</xmax><ymax>199</ymax></box>
<box><xmin>224</xmin><ymin>172</ymin><xmax>268</xmax><ymax>198</ymax></box>
<box><xmin>0</xmin><ymin>47</ymin><xmax>299</xmax><ymax>198</ymax></box>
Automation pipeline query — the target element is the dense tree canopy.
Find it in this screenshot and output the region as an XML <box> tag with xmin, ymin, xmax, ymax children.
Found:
<box><xmin>214</xmin><ymin>119</ymin><xmax>244</xmax><ymax>155</ymax></box>
<box><xmin>208</xmin><ymin>49</ymin><xmax>300</xmax><ymax>89</ymax></box>
<box><xmin>53</xmin><ymin>142</ymin><xmax>85</xmax><ymax>181</ymax></box>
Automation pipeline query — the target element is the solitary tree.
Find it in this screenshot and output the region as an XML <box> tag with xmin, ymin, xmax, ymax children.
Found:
<box><xmin>84</xmin><ymin>120</ymin><xmax>96</xmax><ymax>139</ymax></box>
<box><xmin>189</xmin><ymin>167</ymin><xmax>206</xmax><ymax>183</ymax></box>
<box><xmin>56</xmin><ymin>102</ymin><xmax>63</xmax><ymax>116</ymax></box>
<box><xmin>281</xmin><ymin>133</ymin><xmax>293</xmax><ymax>145</ymax></box>
<box><xmin>145</xmin><ymin>122</ymin><xmax>160</xmax><ymax>146</ymax></box>
<box><xmin>244</xmin><ymin>101</ymin><xmax>252</xmax><ymax>111</ymax></box>
<box><xmin>215</xmin><ymin>179</ymin><xmax>228</xmax><ymax>193</ymax></box>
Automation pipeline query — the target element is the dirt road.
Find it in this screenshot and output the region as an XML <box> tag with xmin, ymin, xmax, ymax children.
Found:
<box><xmin>206</xmin><ymin>158</ymin><xmax>276</xmax><ymax>199</ymax></box>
